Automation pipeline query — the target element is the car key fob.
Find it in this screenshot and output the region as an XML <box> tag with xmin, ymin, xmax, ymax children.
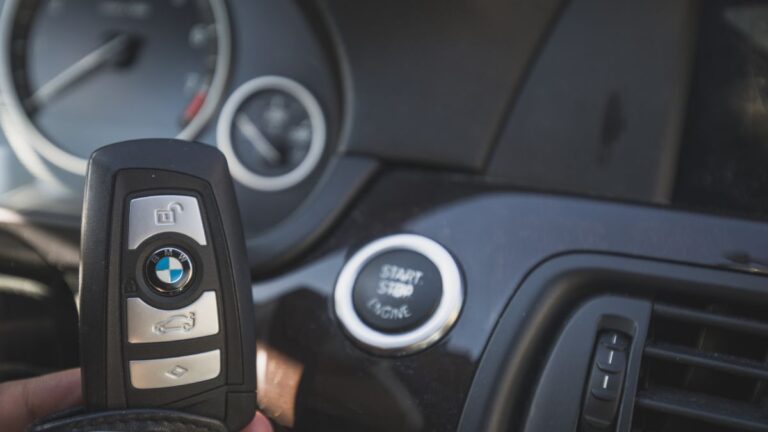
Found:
<box><xmin>79</xmin><ymin>139</ymin><xmax>256</xmax><ymax>431</ymax></box>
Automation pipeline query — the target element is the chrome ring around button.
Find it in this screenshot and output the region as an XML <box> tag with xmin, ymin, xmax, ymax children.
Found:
<box><xmin>145</xmin><ymin>247</ymin><xmax>194</xmax><ymax>295</ymax></box>
<box><xmin>334</xmin><ymin>234</ymin><xmax>464</xmax><ymax>355</ymax></box>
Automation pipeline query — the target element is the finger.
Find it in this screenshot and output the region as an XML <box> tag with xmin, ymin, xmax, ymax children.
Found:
<box><xmin>0</xmin><ymin>368</ymin><xmax>82</xmax><ymax>432</ymax></box>
<box><xmin>241</xmin><ymin>411</ymin><xmax>274</xmax><ymax>432</ymax></box>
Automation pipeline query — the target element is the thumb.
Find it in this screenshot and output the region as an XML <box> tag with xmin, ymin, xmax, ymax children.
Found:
<box><xmin>241</xmin><ymin>411</ymin><xmax>274</xmax><ymax>432</ymax></box>
<box><xmin>0</xmin><ymin>368</ymin><xmax>83</xmax><ymax>432</ymax></box>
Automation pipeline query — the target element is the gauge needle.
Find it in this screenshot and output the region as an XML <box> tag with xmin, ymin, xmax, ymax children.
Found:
<box><xmin>235</xmin><ymin>113</ymin><xmax>282</xmax><ymax>165</ymax></box>
<box><xmin>27</xmin><ymin>34</ymin><xmax>133</xmax><ymax>110</ymax></box>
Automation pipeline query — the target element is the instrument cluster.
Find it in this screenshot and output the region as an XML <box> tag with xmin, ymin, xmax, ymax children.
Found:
<box><xmin>0</xmin><ymin>0</ymin><xmax>339</xmax><ymax>237</ymax></box>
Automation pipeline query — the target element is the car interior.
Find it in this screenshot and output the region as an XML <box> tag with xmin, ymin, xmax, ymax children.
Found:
<box><xmin>0</xmin><ymin>0</ymin><xmax>767</xmax><ymax>431</ymax></box>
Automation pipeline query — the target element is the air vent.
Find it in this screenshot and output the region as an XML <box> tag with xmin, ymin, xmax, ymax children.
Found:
<box><xmin>632</xmin><ymin>302</ymin><xmax>768</xmax><ymax>431</ymax></box>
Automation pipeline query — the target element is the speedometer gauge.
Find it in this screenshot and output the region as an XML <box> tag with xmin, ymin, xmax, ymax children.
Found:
<box><xmin>0</xmin><ymin>0</ymin><xmax>231</xmax><ymax>176</ymax></box>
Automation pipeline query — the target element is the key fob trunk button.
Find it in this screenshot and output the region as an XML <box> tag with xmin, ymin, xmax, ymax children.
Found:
<box><xmin>126</xmin><ymin>291</ymin><xmax>220</xmax><ymax>343</ymax></box>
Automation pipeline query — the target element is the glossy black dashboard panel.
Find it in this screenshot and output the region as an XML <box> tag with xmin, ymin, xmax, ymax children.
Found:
<box><xmin>488</xmin><ymin>0</ymin><xmax>693</xmax><ymax>201</ymax></box>
<box><xmin>249</xmin><ymin>169</ymin><xmax>768</xmax><ymax>431</ymax></box>
<box><xmin>0</xmin><ymin>0</ymin><xmax>713</xmax><ymax>272</ymax></box>
<box><xmin>315</xmin><ymin>0</ymin><xmax>565</xmax><ymax>170</ymax></box>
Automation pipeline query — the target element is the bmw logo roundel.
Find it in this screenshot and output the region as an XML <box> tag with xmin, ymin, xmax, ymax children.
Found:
<box><xmin>145</xmin><ymin>247</ymin><xmax>194</xmax><ymax>295</ymax></box>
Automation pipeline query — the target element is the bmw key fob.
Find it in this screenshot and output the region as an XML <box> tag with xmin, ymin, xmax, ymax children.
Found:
<box><xmin>79</xmin><ymin>139</ymin><xmax>256</xmax><ymax>431</ymax></box>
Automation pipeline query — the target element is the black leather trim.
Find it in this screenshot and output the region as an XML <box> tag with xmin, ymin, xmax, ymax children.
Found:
<box><xmin>27</xmin><ymin>408</ymin><xmax>228</xmax><ymax>432</ymax></box>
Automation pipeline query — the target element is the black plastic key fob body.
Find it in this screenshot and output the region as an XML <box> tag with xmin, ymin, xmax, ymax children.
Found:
<box><xmin>79</xmin><ymin>139</ymin><xmax>256</xmax><ymax>431</ymax></box>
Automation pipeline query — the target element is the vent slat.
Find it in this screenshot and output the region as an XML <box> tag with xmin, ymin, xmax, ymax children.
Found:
<box><xmin>653</xmin><ymin>303</ymin><xmax>768</xmax><ymax>337</ymax></box>
<box><xmin>645</xmin><ymin>342</ymin><xmax>768</xmax><ymax>381</ymax></box>
<box><xmin>634</xmin><ymin>302</ymin><xmax>768</xmax><ymax>431</ymax></box>
<box><xmin>636</xmin><ymin>388</ymin><xmax>768</xmax><ymax>432</ymax></box>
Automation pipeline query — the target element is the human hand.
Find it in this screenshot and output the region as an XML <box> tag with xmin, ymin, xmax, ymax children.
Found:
<box><xmin>0</xmin><ymin>368</ymin><xmax>273</xmax><ymax>432</ymax></box>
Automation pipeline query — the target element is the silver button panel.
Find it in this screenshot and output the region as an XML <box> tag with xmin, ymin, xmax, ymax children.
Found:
<box><xmin>129</xmin><ymin>349</ymin><xmax>221</xmax><ymax>389</ymax></box>
<box><xmin>126</xmin><ymin>291</ymin><xmax>219</xmax><ymax>343</ymax></box>
<box><xmin>127</xmin><ymin>195</ymin><xmax>207</xmax><ymax>250</ymax></box>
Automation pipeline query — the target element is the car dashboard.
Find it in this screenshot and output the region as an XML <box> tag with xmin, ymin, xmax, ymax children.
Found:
<box><xmin>1</xmin><ymin>1</ymin><xmax>768</xmax><ymax>431</ymax></box>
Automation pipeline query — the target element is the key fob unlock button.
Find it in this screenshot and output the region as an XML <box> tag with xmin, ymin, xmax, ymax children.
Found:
<box><xmin>127</xmin><ymin>195</ymin><xmax>207</xmax><ymax>250</ymax></box>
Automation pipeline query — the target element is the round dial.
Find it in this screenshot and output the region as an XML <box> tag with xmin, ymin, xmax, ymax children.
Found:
<box><xmin>232</xmin><ymin>90</ymin><xmax>313</xmax><ymax>178</ymax></box>
<box><xmin>217</xmin><ymin>76</ymin><xmax>326</xmax><ymax>191</ymax></box>
<box><xmin>0</xmin><ymin>0</ymin><xmax>231</xmax><ymax>175</ymax></box>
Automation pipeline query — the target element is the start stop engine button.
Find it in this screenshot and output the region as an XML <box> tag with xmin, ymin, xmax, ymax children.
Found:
<box><xmin>352</xmin><ymin>250</ymin><xmax>443</xmax><ymax>333</ymax></box>
<box><xmin>335</xmin><ymin>234</ymin><xmax>464</xmax><ymax>355</ymax></box>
